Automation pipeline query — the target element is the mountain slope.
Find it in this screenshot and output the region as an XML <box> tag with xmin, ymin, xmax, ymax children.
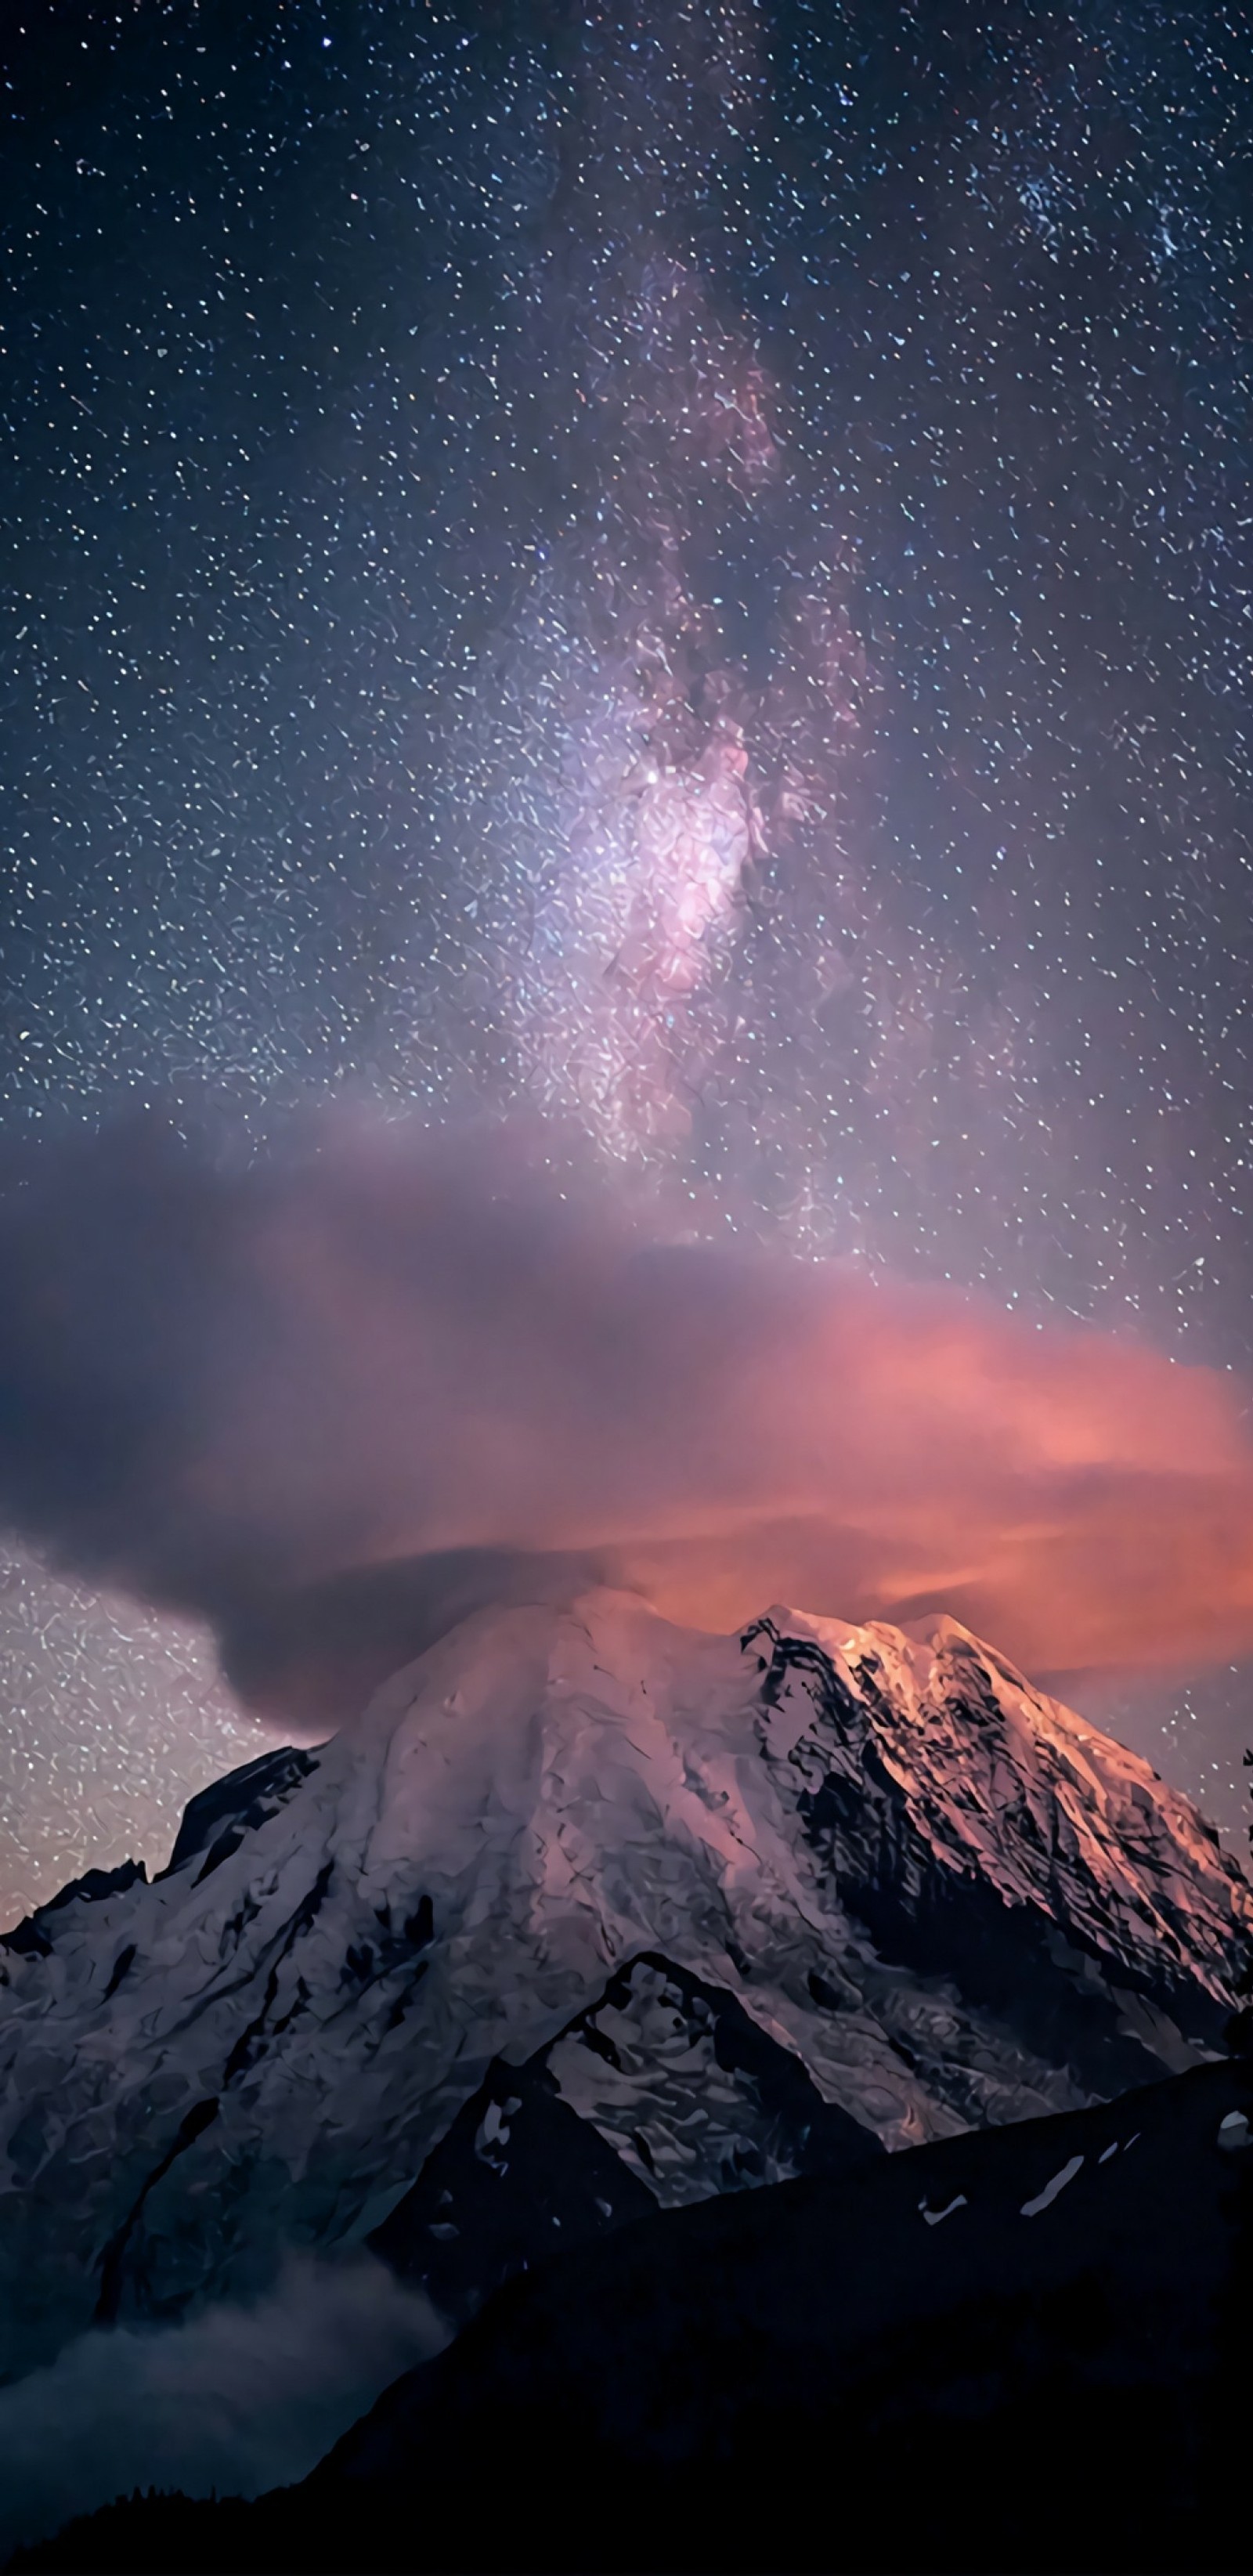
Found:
<box><xmin>18</xmin><ymin>2053</ymin><xmax>1253</xmax><ymax>2574</ymax></box>
<box><xmin>0</xmin><ymin>1588</ymin><xmax>1248</xmax><ymax>2383</ymax></box>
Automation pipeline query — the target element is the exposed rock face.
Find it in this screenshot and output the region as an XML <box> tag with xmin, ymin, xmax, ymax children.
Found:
<box><xmin>0</xmin><ymin>1588</ymin><xmax>1248</xmax><ymax>2383</ymax></box>
<box><xmin>369</xmin><ymin>1950</ymin><xmax>881</xmax><ymax>2324</ymax></box>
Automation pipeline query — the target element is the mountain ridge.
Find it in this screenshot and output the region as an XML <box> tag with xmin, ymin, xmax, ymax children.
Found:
<box><xmin>14</xmin><ymin>2050</ymin><xmax>1252</xmax><ymax>2574</ymax></box>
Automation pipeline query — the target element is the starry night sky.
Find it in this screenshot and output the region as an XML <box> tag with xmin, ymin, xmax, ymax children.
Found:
<box><xmin>2</xmin><ymin>0</ymin><xmax>1252</xmax><ymax>1916</ymax></box>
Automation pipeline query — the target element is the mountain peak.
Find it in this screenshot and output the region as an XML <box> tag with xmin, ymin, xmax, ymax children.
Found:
<box><xmin>746</xmin><ymin>1597</ymin><xmax>1245</xmax><ymax>1993</ymax></box>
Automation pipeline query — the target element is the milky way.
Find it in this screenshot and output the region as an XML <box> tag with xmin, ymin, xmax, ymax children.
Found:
<box><xmin>2</xmin><ymin>0</ymin><xmax>1253</xmax><ymax>1915</ymax></box>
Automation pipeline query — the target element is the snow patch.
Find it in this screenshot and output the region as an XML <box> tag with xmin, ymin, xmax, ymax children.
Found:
<box><xmin>1021</xmin><ymin>2154</ymin><xmax>1085</xmax><ymax>2217</ymax></box>
<box><xmin>919</xmin><ymin>2193</ymin><xmax>968</xmax><ymax>2226</ymax></box>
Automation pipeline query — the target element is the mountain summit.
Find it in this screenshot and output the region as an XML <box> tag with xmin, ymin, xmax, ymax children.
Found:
<box><xmin>1</xmin><ymin>1588</ymin><xmax>1248</xmax><ymax>2380</ymax></box>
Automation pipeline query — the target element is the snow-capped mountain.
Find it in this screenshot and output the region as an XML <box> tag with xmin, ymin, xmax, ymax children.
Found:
<box><xmin>0</xmin><ymin>1588</ymin><xmax>1248</xmax><ymax>2383</ymax></box>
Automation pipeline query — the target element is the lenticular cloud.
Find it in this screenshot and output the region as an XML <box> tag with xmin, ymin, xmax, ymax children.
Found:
<box><xmin>1</xmin><ymin>1111</ymin><xmax>1252</xmax><ymax>1714</ymax></box>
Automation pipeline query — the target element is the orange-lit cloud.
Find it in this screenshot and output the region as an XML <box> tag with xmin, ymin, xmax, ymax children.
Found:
<box><xmin>2</xmin><ymin>1111</ymin><xmax>1251</xmax><ymax>1720</ymax></box>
